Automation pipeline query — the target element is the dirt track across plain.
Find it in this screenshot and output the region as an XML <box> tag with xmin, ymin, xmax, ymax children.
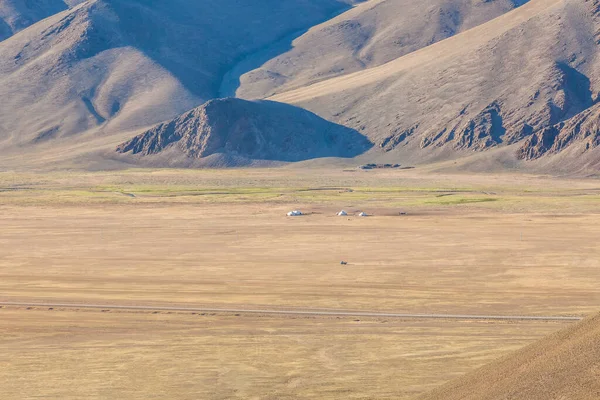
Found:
<box><xmin>0</xmin><ymin>302</ymin><xmax>584</xmax><ymax>321</ymax></box>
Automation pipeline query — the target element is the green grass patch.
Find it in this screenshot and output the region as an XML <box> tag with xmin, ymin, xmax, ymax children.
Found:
<box><xmin>423</xmin><ymin>196</ymin><xmax>499</xmax><ymax>206</ymax></box>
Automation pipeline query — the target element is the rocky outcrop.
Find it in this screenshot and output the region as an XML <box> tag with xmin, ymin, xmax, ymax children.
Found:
<box><xmin>379</xmin><ymin>124</ymin><xmax>418</xmax><ymax>152</ymax></box>
<box><xmin>415</xmin><ymin>61</ymin><xmax>597</xmax><ymax>154</ymax></box>
<box><xmin>517</xmin><ymin>104</ymin><xmax>600</xmax><ymax>160</ymax></box>
<box><xmin>117</xmin><ymin>98</ymin><xmax>371</xmax><ymax>163</ymax></box>
<box><xmin>419</xmin><ymin>102</ymin><xmax>506</xmax><ymax>151</ymax></box>
<box><xmin>516</xmin><ymin>126</ymin><xmax>560</xmax><ymax>160</ymax></box>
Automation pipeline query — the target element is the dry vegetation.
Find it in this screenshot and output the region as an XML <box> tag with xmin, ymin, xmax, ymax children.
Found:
<box><xmin>1</xmin><ymin>168</ymin><xmax>599</xmax><ymax>399</ymax></box>
<box><xmin>419</xmin><ymin>312</ymin><xmax>600</xmax><ymax>400</ymax></box>
<box><xmin>0</xmin><ymin>308</ymin><xmax>566</xmax><ymax>400</ymax></box>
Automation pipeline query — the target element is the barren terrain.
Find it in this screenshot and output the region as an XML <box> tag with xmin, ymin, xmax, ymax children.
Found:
<box><xmin>3</xmin><ymin>0</ymin><xmax>600</xmax><ymax>171</ymax></box>
<box><xmin>232</xmin><ymin>0</ymin><xmax>529</xmax><ymax>99</ymax></box>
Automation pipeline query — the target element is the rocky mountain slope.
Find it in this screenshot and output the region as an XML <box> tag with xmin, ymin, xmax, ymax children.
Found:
<box><xmin>115</xmin><ymin>98</ymin><xmax>371</xmax><ymax>166</ymax></box>
<box><xmin>517</xmin><ymin>101</ymin><xmax>600</xmax><ymax>161</ymax></box>
<box><xmin>1</xmin><ymin>0</ymin><xmax>599</xmax><ymax>170</ymax></box>
<box><xmin>0</xmin><ymin>0</ymin><xmax>357</xmax><ymax>158</ymax></box>
<box><xmin>0</xmin><ymin>0</ymin><xmax>82</xmax><ymax>41</ymax></box>
<box><xmin>234</xmin><ymin>0</ymin><xmax>530</xmax><ymax>99</ymax></box>
<box><xmin>270</xmin><ymin>0</ymin><xmax>600</xmax><ymax>169</ymax></box>
<box><xmin>418</xmin><ymin>312</ymin><xmax>600</xmax><ymax>400</ymax></box>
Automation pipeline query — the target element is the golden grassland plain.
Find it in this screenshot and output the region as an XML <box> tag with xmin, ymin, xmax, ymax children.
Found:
<box><xmin>1</xmin><ymin>168</ymin><xmax>600</xmax><ymax>399</ymax></box>
<box><xmin>1</xmin><ymin>308</ymin><xmax>566</xmax><ymax>400</ymax></box>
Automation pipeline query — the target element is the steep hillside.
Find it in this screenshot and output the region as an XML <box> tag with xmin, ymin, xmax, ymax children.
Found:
<box><xmin>234</xmin><ymin>0</ymin><xmax>529</xmax><ymax>99</ymax></box>
<box><xmin>418</xmin><ymin>312</ymin><xmax>600</xmax><ymax>400</ymax></box>
<box><xmin>517</xmin><ymin>101</ymin><xmax>600</xmax><ymax>160</ymax></box>
<box><xmin>0</xmin><ymin>0</ymin><xmax>356</xmax><ymax>157</ymax></box>
<box><xmin>115</xmin><ymin>98</ymin><xmax>371</xmax><ymax>167</ymax></box>
<box><xmin>271</xmin><ymin>0</ymin><xmax>600</xmax><ymax>169</ymax></box>
<box><xmin>0</xmin><ymin>0</ymin><xmax>77</xmax><ymax>41</ymax></box>
<box><xmin>2</xmin><ymin>0</ymin><xmax>600</xmax><ymax>171</ymax></box>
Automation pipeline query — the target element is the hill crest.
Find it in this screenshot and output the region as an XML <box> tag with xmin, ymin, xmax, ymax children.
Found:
<box><xmin>115</xmin><ymin>98</ymin><xmax>372</xmax><ymax>167</ymax></box>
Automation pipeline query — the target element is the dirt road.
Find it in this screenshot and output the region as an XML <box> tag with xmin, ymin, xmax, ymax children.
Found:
<box><xmin>0</xmin><ymin>301</ymin><xmax>583</xmax><ymax>321</ymax></box>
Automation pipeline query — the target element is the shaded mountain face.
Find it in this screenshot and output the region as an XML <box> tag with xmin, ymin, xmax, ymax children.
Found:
<box><xmin>0</xmin><ymin>0</ymin><xmax>357</xmax><ymax>148</ymax></box>
<box><xmin>116</xmin><ymin>98</ymin><xmax>372</xmax><ymax>165</ymax></box>
<box><xmin>0</xmin><ymin>0</ymin><xmax>72</xmax><ymax>41</ymax></box>
<box><xmin>270</xmin><ymin>0</ymin><xmax>600</xmax><ymax>167</ymax></box>
<box><xmin>235</xmin><ymin>0</ymin><xmax>531</xmax><ymax>99</ymax></box>
<box><xmin>418</xmin><ymin>313</ymin><xmax>600</xmax><ymax>400</ymax></box>
<box><xmin>100</xmin><ymin>0</ymin><xmax>357</xmax><ymax>100</ymax></box>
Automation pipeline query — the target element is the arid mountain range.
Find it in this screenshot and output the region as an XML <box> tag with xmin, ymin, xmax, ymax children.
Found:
<box><xmin>1</xmin><ymin>0</ymin><xmax>599</xmax><ymax>172</ymax></box>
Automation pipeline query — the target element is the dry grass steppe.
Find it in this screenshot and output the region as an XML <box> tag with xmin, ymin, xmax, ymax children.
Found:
<box><xmin>1</xmin><ymin>168</ymin><xmax>599</xmax><ymax>399</ymax></box>
<box><xmin>0</xmin><ymin>308</ymin><xmax>566</xmax><ymax>400</ymax></box>
<box><xmin>419</xmin><ymin>312</ymin><xmax>600</xmax><ymax>400</ymax></box>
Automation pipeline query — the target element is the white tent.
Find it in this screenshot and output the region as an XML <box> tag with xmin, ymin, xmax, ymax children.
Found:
<box><xmin>287</xmin><ymin>210</ymin><xmax>303</xmax><ymax>216</ymax></box>
<box><xmin>337</xmin><ymin>210</ymin><xmax>348</xmax><ymax>216</ymax></box>
<box><xmin>358</xmin><ymin>212</ymin><xmax>368</xmax><ymax>217</ymax></box>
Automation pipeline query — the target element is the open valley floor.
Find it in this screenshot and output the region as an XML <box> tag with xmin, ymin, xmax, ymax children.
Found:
<box><xmin>1</xmin><ymin>168</ymin><xmax>599</xmax><ymax>399</ymax></box>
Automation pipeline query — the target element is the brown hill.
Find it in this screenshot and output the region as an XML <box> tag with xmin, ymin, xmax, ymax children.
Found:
<box><xmin>418</xmin><ymin>313</ymin><xmax>600</xmax><ymax>400</ymax></box>
<box><xmin>115</xmin><ymin>98</ymin><xmax>371</xmax><ymax>167</ymax></box>
<box><xmin>234</xmin><ymin>0</ymin><xmax>529</xmax><ymax>99</ymax></box>
<box><xmin>270</xmin><ymin>0</ymin><xmax>600</xmax><ymax>170</ymax></box>
<box><xmin>2</xmin><ymin>0</ymin><xmax>600</xmax><ymax>171</ymax></box>
<box><xmin>0</xmin><ymin>0</ymin><xmax>356</xmax><ymax>165</ymax></box>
